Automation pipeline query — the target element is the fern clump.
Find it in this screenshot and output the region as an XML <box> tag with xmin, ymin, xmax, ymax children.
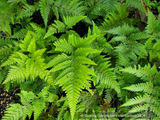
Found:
<box><xmin>2</xmin><ymin>0</ymin><xmax>160</xmax><ymax>120</ymax></box>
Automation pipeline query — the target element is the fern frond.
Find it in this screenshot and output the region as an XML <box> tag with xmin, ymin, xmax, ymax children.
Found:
<box><xmin>123</xmin><ymin>82</ymin><xmax>153</xmax><ymax>94</ymax></box>
<box><xmin>53</xmin><ymin>34</ymin><xmax>100</xmax><ymax>120</ymax></box>
<box><xmin>10</xmin><ymin>28</ymin><xmax>28</xmax><ymax>39</ymax></box>
<box><xmin>40</xmin><ymin>0</ymin><xmax>54</xmax><ymax>27</ymax></box>
<box><xmin>30</xmin><ymin>22</ymin><xmax>46</xmax><ymax>36</ymax></box>
<box><xmin>44</xmin><ymin>27</ymin><xmax>57</xmax><ymax>39</ymax></box>
<box><xmin>64</xmin><ymin>16</ymin><xmax>86</xmax><ymax>29</ymax></box>
<box><xmin>106</xmin><ymin>23</ymin><xmax>138</xmax><ymax>36</ymax></box>
<box><xmin>75</xmin><ymin>47</ymin><xmax>101</xmax><ymax>56</ymax></box>
<box><xmin>99</xmin><ymin>5</ymin><xmax>132</xmax><ymax>34</ymax></box>
<box><xmin>54</xmin><ymin>39</ymin><xmax>74</xmax><ymax>54</ymax></box>
<box><xmin>50</xmin><ymin>60</ymin><xmax>73</xmax><ymax>72</ymax></box>
<box><xmin>125</xmin><ymin>0</ymin><xmax>146</xmax><ymax>12</ymax></box>
<box><xmin>146</xmin><ymin>10</ymin><xmax>160</xmax><ymax>37</ymax></box>
<box><xmin>19</xmin><ymin>2</ymin><xmax>39</xmax><ymax>18</ymax></box>
<box><xmin>98</xmin><ymin>0</ymin><xmax>120</xmax><ymax>12</ymax></box>
<box><xmin>120</xmin><ymin>64</ymin><xmax>157</xmax><ymax>81</ymax></box>
<box><xmin>52</xmin><ymin>20</ymin><xmax>66</xmax><ymax>33</ymax></box>
<box><xmin>128</xmin><ymin>32</ymin><xmax>150</xmax><ymax>41</ymax></box>
<box><xmin>127</xmin><ymin>104</ymin><xmax>149</xmax><ymax>113</ymax></box>
<box><xmin>44</xmin><ymin>16</ymin><xmax>86</xmax><ymax>39</ymax></box>
<box><xmin>47</xmin><ymin>53</ymin><xmax>71</xmax><ymax>68</ymax></box>
<box><xmin>152</xmin><ymin>106</ymin><xmax>160</xmax><ymax>117</ymax></box>
<box><xmin>0</xmin><ymin>38</ymin><xmax>14</xmax><ymax>57</ymax></box>
<box><xmin>68</xmin><ymin>34</ymin><xmax>98</xmax><ymax>48</ymax></box>
<box><xmin>1</xmin><ymin>52</ymin><xmax>19</xmax><ymax>67</ymax></box>
<box><xmin>2</xmin><ymin>86</ymin><xmax>53</xmax><ymax>120</ymax></box>
<box><xmin>3</xmin><ymin>66</ymin><xmax>26</xmax><ymax>84</ymax></box>
<box><xmin>93</xmin><ymin>55</ymin><xmax>121</xmax><ymax>93</ymax></box>
<box><xmin>121</xmin><ymin>94</ymin><xmax>150</xmax><ymax>107</ymax></box>
<box><xmin>2</xmin><ymin>31</ymin><xmax>53</xmax><ymax>87</ymax></box>
<box><xmin>19</xmin><ymin>31</ymin><xmax>32</xmax><ymax>51</ymax></box>
<box><xmin>52</xmin><ymin>0</ymin><xmax>85</xmax><ymax>19</ymax></box>
<box><xmin>0</xmin><ymin>0</ymin><xmax>17</xmax><ymax>35</ymax></box>
<box><xmin>116</xmin><ymin>52</ymin><xmax>131</xmax><ymax>68</ymax></box>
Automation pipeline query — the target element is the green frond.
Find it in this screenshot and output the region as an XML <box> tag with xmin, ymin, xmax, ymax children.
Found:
<box><xmin>44</xmin><ymin>27</ymin><xmax>57</xmax><ymax>39</ymax></box>
<box><xmin>47</xmin><ymin>53</ymin><xmax>71</xmax><ymax>68</ymax></box>
<box><xmin>100</xmin><ymin>5</ymin><xmax>132</xmax><ymax>34</ymax></box>
<box><xmin>52</xmin><ymin>0</ymin><xmax>85</xmax><ymax>20</ymax></box>
<box><xmin>50</xmin><ymin>60</ymin><xmax>73</xmax><ymax>72</ymax></box>
<box><xmin>52</xmin><ymin>20</ymin><xmax>66</xmax><ymax>33</ymax></box>
<box><xmin>146</xmin><ymin>10</ymin><xmax>160</xmax><ymax>34</ymax></box>
<box><xmin>30</xmin><ymin>22</ymin><xmax>46</xmax><ymax>36</ymax></box>
<box><xmin>93</xmin><ymin>55</ymin><xmax>121</xmax><ymax>93</ymax></box>
<box><xmin>121</xmin><ymin>94</ymin><xmax>150</xmax><ymax>107</ymax></box>
<box><xmin>54</xmin><ymin>63</ymin><xmax>95</xmax><ymax>120</ymax></box>
<box><xmin>2</xmin><ymin>31</ymin><xmax>53</xmax><ymax>86</ymax></box>
<box><xmin>125</xmin><ymin>0</ymin><xmax>146</xmax><ymax>12</ymax></box>
<box><xmin>7</xmin><ymin>0</ymin><xmax>24</xmax><ymax>4</ymax></box>
<box><xmin>97</xmin><ymin>0</ymin><xmax>120</xmax><ymax>13</ymax></box>
<box><xmin>128</xmin><ymin>32</ymin><xmax>150</xmax><ymax>41</ymax></box>
<box><xmin>89</xmin><ymin>21</ymin><xmax>113</xmax><ymax>50</ymax></box>
<box><xmin>40</xmin><ymin>0</ymin><xmax>54</xmax><ymax>27</ymax></box>
<box><xmin>19</xmin><ymin>31</ymin><xmax>32</xmax><ymax>51</ymax></box>
<box><xmin>75</xmin><ymin>56</ymin><xmax>96</xmax><ymax>65</ymax></box>
<box><xmin>54</xmin><ymin>38</ymin><xmax>74</xmax><ymax>54</ymax></box>
<box><xmin>2</xmin><ymin>87</ymin><xmax>52</xmax><ymax>120</ymax></box>
<box><xmin>75</xmin><ymin>47</ymin><xmax>101</xmax><ymax>56</ymax></box>
<box><xmin>44</xmin><ymin>15</ymin><xmax>86</xmax><ymax>39</ymax></box>
<box><xmin>145</xmin><ymin>38</ymin><xmax>160</xmax><ymax>61</ymax></box>
<box><xmin>3</xmin><ymin>66</ymin><xmax>26</xmax><ymax>84</ymax></box>
<box><xmin>120</xmin><ymin>64</ymin><xmax>157</xmax><ymax>81</ymax></box>
<box><xmin>0</xmin><ymin>38</ymin><xmax>14</xmax><ymax>57</ymax></box>
<box><xmin>27</xmin><ymin>38</ymin><xmax>36</xmax><ymax>53</ymax></box>
<box><xmin>52</xmin><ymin>33</ymin><xmax>100</xmax><ymax>120</ymax></box>
<box><xmin>107</xmin><ymin>23</ymin><xmax>148</xmax><ymax>61</ymax></box>
<box><xmin>116</xmin><ymin>52</ymin><xmax>131</xmax><ymax>68</ymax></box>
<box><xmin>152</xmin><ymin>106</ymin><xmax>160</xmax><ymax>117</ymax></box>
<box><xmin>2</xmin><ymin>104</ymin><xmax>29</xmax><ymax>120</ymax></box>
<box><xmin>123</xmin><ymin>82</ymin><xmax>153</xmax><ymax>94</ymax></box>
<box><xmin>10</xmin><ymin>28</ymin><xmax>28</xmax><ymax>39</ymax></box>
<box><xmin>0</xmin><ymin>52</ymin><xmax>18</xmax><ymax>67</ymax></box>
<box><xmin>127</xmin><ymin>104</ymin><xmax>149</xmax><ymax>113</ymax></box>
<box><xmin>64</xmin><ymin>16</ymin><xmax>86</xmax><ymax>29</ymax></box>
<box><xmin>68</xmin><ymin>34</ymin><xmax>98</xmax><ymax>48</ymax></box>
<box><xmin>106</xmin><ymin>23</ymin><xmax>138</xmax><ymax>36</ymax></box>
<box><xmin>19</xmin><ymin>2</ymin><xmax>38</xmax><ymax>18</ymax></box>
<box><xmin>0</xmin><ymin>0</ymin><xmax>20</xmax><ymax>35</ymax></box>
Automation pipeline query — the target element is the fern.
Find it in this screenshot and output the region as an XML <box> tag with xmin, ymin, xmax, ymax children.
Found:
<box><xmin>106</xmin><ymin>23</ymin><xmax>149</xmax><ymax>67</ymax></box>
<box><xmin>123</xmin><ymin>82</ymin><xmax>153</xmax><ymax>94</ymax></box>
<box><xmin>99</xmin><ymin>5</ymin><xmax>133</xmax><ymax>34</ymax></box>
<box><xmin>0</xmin><ymin>0</ymin><xmax>19</xmax><ymax>35</ymax></box>
<box><xmin>120</xmin><ymin>63</ymin><xmax>160</xmax><ymax>118</ymax></box>
<box><xmin>1</xmin><ymin>31</ymin><xmax>53</xmax><ymax>87</ymax></box>
<box><xmin>19</xmin><ymin>1</ymin><xmax>39</xmax><ymax>18</ymax></box>
<box><xmin>44</xmin><ymin>16</ymin><xmax>86</xmax><ymax>39</ymax></box>
<box><xmin>52</xmin><ymin>0</ymin><xmax>85</xmax><ymax>20</ymax></box>
<box><xmin>144</xmin><ymin>37</ymin><xmax>160</xmax><ymax>62</ymax></box>
<box><xmin>2</xmin><ymin>86</ymin><xmax>56</xmax><ymax>120</ymax></box>
<box><xmin>46</xmin><ymin>33</ymin><xmax>100</xmax><ymax>120</ymax></box>
<box><xmin>93</xmin><ymin>55</ymin><xmax>120</xmax><ymax>93</ymax></box>
<box><xmin>125</xmin><ymin>0</ymin><xmax>147</xmax><ymax>13</ymax></box>
<box><xmin>120</xmin><ymin>64</ymin><xmax>157</xmax><ymax>81</ymax></box>
<box><xmin>40</xmin><ymin>0</ymin><xmax>54</xmax><ymax>28</ymax></box>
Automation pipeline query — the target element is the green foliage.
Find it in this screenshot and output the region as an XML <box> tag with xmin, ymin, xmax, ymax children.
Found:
<box><xmin>1</xmin><ymin>0</ymin><xmax>160</xmax><ymax>120</ymax></box>
<box><xmin>2</xmin><ymin>86</ymin><xmax>58</xmax><ymax>120</ymax></box>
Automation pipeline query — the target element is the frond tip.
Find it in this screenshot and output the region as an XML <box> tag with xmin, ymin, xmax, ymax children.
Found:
<box><xmin>120</xmin><ymin>64</ymin><xmax>157</xmax><ymax>81</ymax></box>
